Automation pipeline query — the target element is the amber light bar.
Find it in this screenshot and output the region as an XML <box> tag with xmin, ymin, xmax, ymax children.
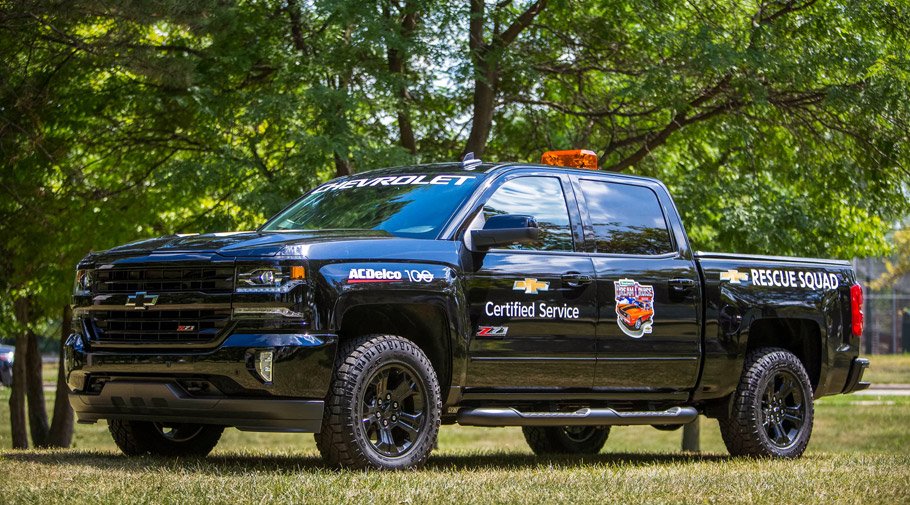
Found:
<box><xmin>541</xmin><ymin>149</ymin><xmax>598</xmax><ymax>169</ymax></box>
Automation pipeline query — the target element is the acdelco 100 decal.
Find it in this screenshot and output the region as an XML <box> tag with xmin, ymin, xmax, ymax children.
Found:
<box><xmin>347</xmin><ymin>268</ymin><xmax>434</xmax><ymax>284</ymax></box>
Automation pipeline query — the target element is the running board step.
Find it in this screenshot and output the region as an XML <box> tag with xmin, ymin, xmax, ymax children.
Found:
<box><xmin>456</xmin><ymin>406</ymin><xmax>698</xmax><ymax>427</ymax></box>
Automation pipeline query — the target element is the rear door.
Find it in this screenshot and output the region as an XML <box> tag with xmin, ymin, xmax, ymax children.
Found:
<box><xmin>571</xmin><ymin>176</ymin><xmax>701</xmax><ymax>390</ymax></box>
<box><xmin>463</xmin><ymin>172</ymin><xmax>597</xmax><ymax>388</ymax></box>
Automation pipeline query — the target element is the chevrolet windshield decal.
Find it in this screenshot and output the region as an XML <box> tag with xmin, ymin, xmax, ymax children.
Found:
<box><xmin>313</xmin><ymin>174</ymin><xmax>477</xmax><ymax>193</ymax></box>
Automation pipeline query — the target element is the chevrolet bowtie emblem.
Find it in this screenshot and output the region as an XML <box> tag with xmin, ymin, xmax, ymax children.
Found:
<box><xmin>513</xmin><ymin>278</ymin><xmax>550</xmax><ymax>294</ymax></box>
<box><xmin>126</xmin><ymin>291</ymin><xmax>159</xmax><ymax>310</ymax></box>
<box><xmin>719</xmin><ymin>270</ymin><xmax>749</xmax><ymax>284</ymax></box>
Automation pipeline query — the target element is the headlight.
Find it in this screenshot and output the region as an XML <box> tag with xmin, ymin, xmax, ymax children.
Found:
<box><xmin>235</xmin><ymin>264</ymin><xmax>306</xmax><ymax>293</ymax></box>
<box><xmin>74</xmin><ymin>269</ymin><xmax>93</xmax><ymax>295</ymax></box>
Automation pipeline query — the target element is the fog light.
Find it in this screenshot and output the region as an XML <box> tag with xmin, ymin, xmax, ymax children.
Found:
<box><xmin>255</xmin><ymin>350</ymin><xmax>274</xmax><ymax>383</ymax></box>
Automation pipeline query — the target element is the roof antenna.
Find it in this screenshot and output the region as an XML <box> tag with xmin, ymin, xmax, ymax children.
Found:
<box><xmin>460</xmin><ymin>152</ymin><xmax>481</xmax><ymax>170</ymax></box>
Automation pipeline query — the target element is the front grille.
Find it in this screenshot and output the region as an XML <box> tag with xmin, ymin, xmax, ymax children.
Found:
<box><xmin>89</xmin><ymin>309</ymin><xmax>232</xmax><ymax>344</ymax></box>
<box><xmin>94</xmin><ymin>267</ymin><xmax>234</xmax><ymax>294</ymax></box>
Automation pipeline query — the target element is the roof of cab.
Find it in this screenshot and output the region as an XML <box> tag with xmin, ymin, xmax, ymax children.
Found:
<box><xmin>348</xmin><ymin>161</ymin><xmax>662</xmax><ymax>185</ymax></box>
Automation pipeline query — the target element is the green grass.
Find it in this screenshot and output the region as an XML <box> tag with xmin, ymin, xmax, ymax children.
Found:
<box><xmin>1</xmin><ymin>386</ymin><xmax>909</xmax><ymax>504</ymax></box>
<box><xmin>1</xmin><ymin>451</ymin><xmax>907</xmax><ymax>504</ymax></box>
<box><xmin>42</xmin><ymin>362</ymin><xmax>59</xmax><ymax>384</ymax></box>
<box><xmin>865</xmin><ymin>353</ymin><xmax>910</xmax><ymax>384</ymax></box>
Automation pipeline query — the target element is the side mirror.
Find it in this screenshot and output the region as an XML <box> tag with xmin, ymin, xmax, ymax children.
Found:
<box><xmin>471</xmin><ymin>214</ymin><xmax>539</xmax><ymax>250</ymax></box>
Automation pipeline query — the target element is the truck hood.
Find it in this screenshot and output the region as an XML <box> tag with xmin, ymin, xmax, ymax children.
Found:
<box><xmin>84</xmin><ymin>229</ymin><xmax>463</xmax><ymax>266</ymax></box>
<box><xmin>101</xmin><ymin>230</ymin><xmax>395</xmax><ymax>258</ymax></box>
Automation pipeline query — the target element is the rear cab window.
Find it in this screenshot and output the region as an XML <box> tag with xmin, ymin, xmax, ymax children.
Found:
<box><xmin>575</xmin><ymin>179</ymin><xmax>674</xmax><ymax>255</ymax></box>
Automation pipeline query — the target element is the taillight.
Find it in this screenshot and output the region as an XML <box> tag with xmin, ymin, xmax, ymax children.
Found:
<box><xmin>850</xmin><ymin>284</ymin><xmax>864</xmax><ymax>337</ymax></box>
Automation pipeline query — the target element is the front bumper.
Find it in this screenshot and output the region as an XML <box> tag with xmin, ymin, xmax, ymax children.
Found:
<box><xmin>71</xmin><ymin>381</ymin><xmax>324</xmax><ymax>432</ymax></box>
<box><xmin>842</xmin><ymin>357</ymin><xmax>870</xmax><ymax>394</ymax></box>
<box><xmin>65</xmin><ymin>332</ymin><xmax>337</xmax><ymax>432</ymax></box>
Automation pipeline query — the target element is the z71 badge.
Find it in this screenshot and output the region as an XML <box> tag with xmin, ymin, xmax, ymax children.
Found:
<box><xmin>614</xmin><ymin>278</ymin><xmax>655</xmax><ymax>338</ymax></box>
<box><xmin>476</xmin><ymin>326</ymin><xmax>509</xmax><ymax>338</ymax></box>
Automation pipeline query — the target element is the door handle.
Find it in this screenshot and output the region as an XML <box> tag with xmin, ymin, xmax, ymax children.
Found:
<box><xmin>669</xmin><ymin>278</ymin><xmax>696</xmax><ymax>291</ymax></box>
<box><xmin>562</xmin><ymin>273</ymin><xmax>593</xmax><ymax>287</ymax></box>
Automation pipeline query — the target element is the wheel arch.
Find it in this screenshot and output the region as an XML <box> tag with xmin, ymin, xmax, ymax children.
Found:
<box><xmin>746</xmin><ymin>318</ymin><xmax>823</xmax><ymax>391</ymax></box>
<box><xmin>334</xmin><ymin>298</ymin><xmax>458</xmax><ymax>404</ymax></box>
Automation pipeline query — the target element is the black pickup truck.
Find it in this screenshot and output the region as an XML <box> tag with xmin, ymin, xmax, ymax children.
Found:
<box><xmin>67</xmin><ymin>153</ymin><xmax>870</xmax><ymax>469</ymax></box>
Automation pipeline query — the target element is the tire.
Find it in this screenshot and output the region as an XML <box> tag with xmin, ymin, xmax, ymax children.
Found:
<box><xmin>719</xmin><ymin>347</ymin><xmax>814</xmax><ymax>458</ymax></box>
<box><xmin>315</xmin><ymin>334</ymin><xmax>441</xmax><ymax>470</ymax></box>
<box><xmin>108</xmin><ymin>420</ymin><xmax>223</xmax><ymax>457</ymax></box>
<box><xmin>522</xmin><ymin>425</ymin><xmax>610</xmax><ymax>455</ymax></box>
<box><xmin>634</xmin><ymin>319</ymin><xmax>642</xmax><ymax>330</ymax></box>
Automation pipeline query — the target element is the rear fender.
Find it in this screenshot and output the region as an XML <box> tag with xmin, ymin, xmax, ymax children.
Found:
<box><xmin>695</xmin><ymin>261</ymin><xmax>852</xmax><ymax>401</ymax></box>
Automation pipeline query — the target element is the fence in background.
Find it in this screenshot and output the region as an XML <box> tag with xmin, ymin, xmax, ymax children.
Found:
<box><xmin>853</xmin><ymin>257</ymin><xmax>910</xmax><ymax>354</ymax></box>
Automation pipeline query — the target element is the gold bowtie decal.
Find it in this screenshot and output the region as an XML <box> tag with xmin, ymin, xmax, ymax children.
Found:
<box><xmin>513</xmin><ymin>278</ymin><xmax>550</xmax><ymax>294</ymax></box>
<box><xmin>720</xmin><ymin>270</ymin><xmax>749</xmax><ymax>284</ymax></box>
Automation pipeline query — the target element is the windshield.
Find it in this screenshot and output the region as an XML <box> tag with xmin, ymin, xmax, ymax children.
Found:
<box><xmin>261</xmin><ymin>172</ymin><xmax>484</xmax><ymax>239</ymax></box>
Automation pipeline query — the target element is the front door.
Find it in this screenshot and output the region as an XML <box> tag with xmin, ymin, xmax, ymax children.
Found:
<box><xmin>464</xmin><ymin>173</ymin><xmax>597</xmax><ymax>388</ymax></box>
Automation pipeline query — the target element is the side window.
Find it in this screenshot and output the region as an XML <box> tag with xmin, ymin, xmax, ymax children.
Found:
<box><xmin>579</xmin><ymin>180</ymin><xmax>674</xmax><ymax>255</ymax></box>
<box><xmin>482</xmin><ymin>176</ymin><xmax>574</xmax><ymax>252</ymax></box>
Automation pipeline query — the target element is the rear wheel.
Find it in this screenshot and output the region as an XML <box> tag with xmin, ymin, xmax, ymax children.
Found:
<box><xmin>719</xmin><ymin>347</ymin><xmax>814</xmax><ymax>458</ymax></box>
<box><xmin>108</xmin><ymin>420</ymin><xmax>223</xmax><ymax>457</ymax></box>
<box><xmin>522</xmin><ymin>425</ymin><xmax>610</xmax><ymax>455</ymax></box>
<box><xmin>315</xmin><ymin>334</ymin><xmax>441</xmax><ymax>469</ymax></box>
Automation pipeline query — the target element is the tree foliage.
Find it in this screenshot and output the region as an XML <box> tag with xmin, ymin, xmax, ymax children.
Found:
<box><xmin>1</xmin><ymin>0</ymin><xmax>909</xmax><ymax>336</ymax></box>
<box><xmin>871</xmin><ymin>227</ymin><xmax>910</xmax><ymax>291</ymax></box>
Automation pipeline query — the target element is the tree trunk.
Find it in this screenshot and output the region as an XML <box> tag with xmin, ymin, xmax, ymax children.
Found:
<box><xmin>386</xmin><ymin>2</ymin><xmax>418</xmax><ymax>155</ymax></box>
<box><xmin>48</xmin><ymin>304</ymin><xmax>74</xmax><ymax>448</ymax></box>
<box><xmin>9</xmin><ymin>329</ymin><xmax>28</xmax><ymax>449</ymax></box>
<box><xmin>463</xmin><ymin>0</ymin><xmax>491</xmax><ymax>158</ymax></box>
<box><xmin>25</xmin><ymin>327</ymin><xmax>50</xmax><ymax>447</ymax></box>
<box><xmin>334</xmin><ymin>151</ymin><xmax>352</xmax><ymax>178</ymax></box>
<box><xmin>464</xmin><ymin>63</ymin><xmax>498</xmax><ymax>158</ymax></box>
<box><xmin>462</xmin><ymin>0</ymin><xmax>547</xmax><ymax>158</ymax></box>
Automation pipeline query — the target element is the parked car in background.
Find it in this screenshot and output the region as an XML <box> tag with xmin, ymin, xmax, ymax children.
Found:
<box><xmin>0</xmin><ymin>344</ymin><xmax>14</xmax><ymax>387</ymax></box>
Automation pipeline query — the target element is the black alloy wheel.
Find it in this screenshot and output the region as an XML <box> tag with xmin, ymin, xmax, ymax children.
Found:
<box><xmin>108</xmin><ymin>419</ymin><xmax>224</xmax><ymax>457</ymax></box>
<box><xmin>152</xmin><ymin>422</ymin><xmax>205</xmax><ymax>443</ymax></box>
<box><xmin>522</xmin><ymin>425</ymin><xmax>610</xmax><ymax>455</ymax></box>
<box><xmin>759</xmin><ymin>370</ymin><xmax>806</xmax><ymax>449</ymax></box>
<box><xmin>360</xmin><ymin>364</ymin><xmax>428</xmax><ymax>458</ymax></box>
<box><xmin>562</xmin><ymin>426</ymin><xmax>605</xmax><ymax>444</ymax></box>
<box><xmin>719</xmin><ymin>347</ymin><xmax>814</xmax><ymax>458</ymax></box>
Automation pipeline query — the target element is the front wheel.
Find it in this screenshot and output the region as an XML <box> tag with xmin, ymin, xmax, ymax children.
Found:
<box><xmin>315</xmin><ymin>334</ymin><xmax>441</xmax><ymax>470</ymax></box>
<box><xmin>108</xmin><ymin>420</ymin><xmax>223</xmax><ymax>457</ymax></box>
<box><xmin>719</xmin><ymin>347</ymin><xmax>814</xmax><ymax>458</ymax></box>
<box><xmin>522</xmin><ymin>425</ymin><xmax>610</xmax><ymax>455</ymax></box>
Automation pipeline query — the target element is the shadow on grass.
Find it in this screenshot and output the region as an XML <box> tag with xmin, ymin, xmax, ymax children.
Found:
<box><xmin>427</xmin><ymin>451</ymin><xmax>732</xmax><ymax>470</ymax></box>
<box><xmin>2</xmin><ymin>449</ymin><xmax>736</xmax><ymax>474</ymax></box>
